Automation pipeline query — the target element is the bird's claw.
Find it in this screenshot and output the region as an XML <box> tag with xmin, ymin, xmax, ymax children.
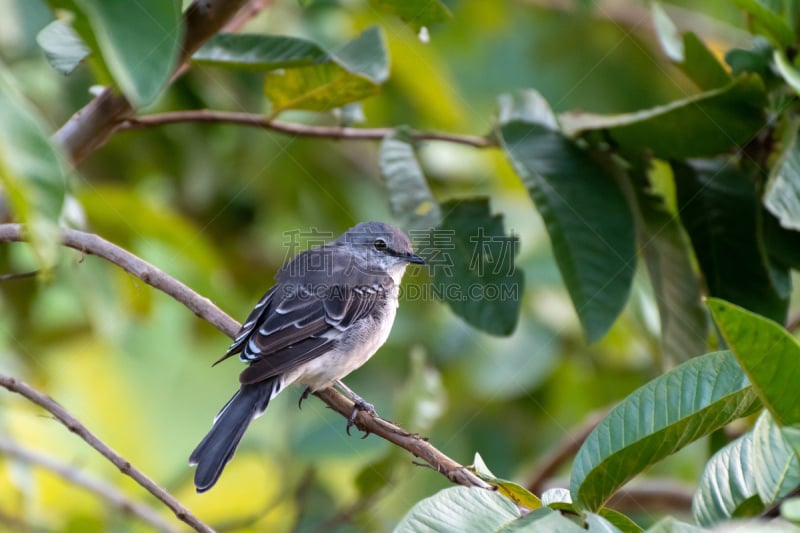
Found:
<box><xmin>345</xmin><ymin>398</ymin><xmax>377</xmax><ymax>437</ymax></box>
<box><xmin>298</xmin><ymin>387</ymin><xmax>311</xmax><ymax>410</ymax></box>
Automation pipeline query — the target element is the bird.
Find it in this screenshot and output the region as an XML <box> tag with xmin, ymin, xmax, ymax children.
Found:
<box><xmin>189</xmin><ymin>221</ymin><xmax>425</xmax><ymax>492</ymax></box>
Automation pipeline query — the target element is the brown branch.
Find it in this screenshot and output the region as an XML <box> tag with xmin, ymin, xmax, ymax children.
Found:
<box><xmin>525</xmin><ymin>408</ymin><xmax>608</xmax><ymax>494</ymax></box>
<box><xmin>121</xmin><ymin>110</ymin><xmax>496</xmax><ymax>149</ymax></box>
<box><xmin>0</xmin><ymin>375</ymin><xmax>212</xmax><ymax>533</ymax></box>
<box><xmin>0</xmin><ymin>223</ymin><xmax>491</xmax><ymax>492</ymax></box>
<box><xmin>54</xmin><ymin>0</ymin><xmax>258</xmax><ymax>165</ymax></box>
<box><xmin>0</xmin><ymin>437</ymin><xmax>180</xmax><ymax>533</ymax></box>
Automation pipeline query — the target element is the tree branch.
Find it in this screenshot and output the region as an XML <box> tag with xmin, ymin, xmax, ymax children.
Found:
<box><xmin>121</xmin><ymin>110</ymin><xmax>496</xmax><ymax>148</ymax></box>
<box><xmin>54</xmin><ymin>0</ymin><xmax>257</xmax><ymax>165</ymax></box>
<box><xmin>0</xmin><ymin>437</ymin><xmax>180</xmax><ymax>533</ymax></box>
<box><xmin>0</xmin><ymin>374</ymin><xmax>212</xmax><ymax>533</ymax></box>
<box><xmin>0</xmin><ymin>223</ymin><xmax>491</xmax><ymax>492</ymax></box>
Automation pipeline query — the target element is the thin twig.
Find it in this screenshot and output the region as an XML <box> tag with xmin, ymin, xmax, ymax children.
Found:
<box><xmin>121</xmin><ymin>110</ymin><xmax>496</xmax><ymax>149</ymax></box>
<box><xmin>0</xmin><ymin>374</ymin><xmax>212</xmax><ymax>533</ymax></box>
<box><xmin>0</xmin><ymin>223</ymin><xmax>491</xmax><ymax>492</ymax></box>
<box><xmin>0</xmin><ymin>437</ymin><xmax>180</xmax><ymax>533</ymax></box>
<box><xmin>525</xmin><ymin>408</ymin><xmax>608</xmax><ymax>494</ymax></box>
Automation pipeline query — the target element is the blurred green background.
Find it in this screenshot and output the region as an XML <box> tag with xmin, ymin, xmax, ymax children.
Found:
<box><xmin>0</xmin><ymin>0</ymin><xmax>768</xmax><ymax>531</ymax></box>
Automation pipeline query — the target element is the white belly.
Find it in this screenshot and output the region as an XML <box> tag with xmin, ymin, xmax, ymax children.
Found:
<box><xmin>286</xmin><ymin>302</ymin><xmax>398</xmax><ymax>391</ymax></box>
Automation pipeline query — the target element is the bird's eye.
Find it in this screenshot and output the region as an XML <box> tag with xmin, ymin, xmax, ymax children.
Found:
<box><xmin>373</xmin><ymin>238</ymin><xmax>388</xmax><ymax>251</ymax></box>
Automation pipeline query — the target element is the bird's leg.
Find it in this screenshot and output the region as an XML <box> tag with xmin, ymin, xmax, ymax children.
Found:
<box><xmin>298</xmin><ymin>387</ymin><xmax>312</xmax><ymax>409</ymax></box>
<box><xmin>334</xmin><ymin>380</ymin><xmax>377</xmax><ymax>436</ymax></box>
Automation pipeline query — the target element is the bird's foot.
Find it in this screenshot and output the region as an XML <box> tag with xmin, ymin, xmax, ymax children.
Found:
<box><xmin>298</xmin><ymin>387</ymin><xmax>311</xmax><ymax>409</ymax></box>
<box><xmin>346</xmin><ymin>397</ymin><xmax>377</xmax><ymax>437</ymax></box>
<box><xmin>335</xmin><ymin>380</ymin><xmax>377</xmax><ymax>437</ymax></box>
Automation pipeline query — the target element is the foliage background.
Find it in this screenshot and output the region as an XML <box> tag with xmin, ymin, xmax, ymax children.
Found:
<box><xmin>0</xmin><ymin>0</ymin><xmax>795</xmax><ymax>531</ymax></box>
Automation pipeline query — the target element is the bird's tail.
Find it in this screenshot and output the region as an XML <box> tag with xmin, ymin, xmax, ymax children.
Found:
<box><xmin>189</xmin><ymin>377</ymin><xmax>283</xmax><ymax>492</ymax></box>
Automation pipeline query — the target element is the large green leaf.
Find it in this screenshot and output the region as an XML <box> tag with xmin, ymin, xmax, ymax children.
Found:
<box><xmin>498</xmin><ymin>91</ymin><xmax>635</xmax><ymax>342</ymax></box>
<box><xmin>379</xmin><ymin>131</ymin><xmax>442</xmax><ymax>232</ymax></box>
<box><xmin>36</xmin><ymin>19</ymin><xmax>90</xmax><ymax>75</ymax></box>
<box><xmin>498</xmin><ymin>507</ymin><xmax>586</xmax><ymax>532</ymax></box>
<box><xmin>368</xmin><ymin>0</ymin><xmax>451</xmax><ymax>33</ymax></box>
<box><xmin>630</xmin><ymin>167</ymin><xmax>707</xmax><ymax>365</ymax></box>
<box><xmin>0</xmin><ymin>63</ymin><xmax>69</xmax><ymax>267</ymax></box>
<box><xmin>570</xmin><ymin>351</ymin><xmax>761</xmax><ymax>511</ymax></box>
<box><xmin>708</xmin><ymin>298</ymin><xmax>800</xmax><ymax>426</ymax></box>
<box><xmin>652</xmin><ymin>4</ymin><xmax>731</xmax><ymax>90</ymax></box>
<box><xmin>752</xmin><ymin>411</ymin><xmax>800</xmax><ymax>505</ymax></box>
<box><xmin>264</xmin><ymin>26</ymin><xmax>388</xmax><ymax>114</ymax></box>
<box><xmin>72</xmin><ymin>0</ymin><xmax>182</xmax><ymax>107</ymax></box>
<box><xmin>764</xmin><ymin>120</ymin><xmax>800</xmax><ymax>231</ymax></box>
<box><xmin>560</xmin><ymin>76</ymin><xmax>766</xmax><ymax>159</ymax></box>
<box><xmin>393</xmin><ymin>486</ymin><xmax>522</xmax><ymax>532</ymax></box>
<box><xmin>692</xmin><ymin>431</ymin><xmax>762</xmax><ymax>526</ymax></box>
<box><xmin>674</xmin><ymin>160</ymin><xmax>789</xmax><ymax>323</ymax></box>
<box><xmin>193</xmin><ymin>33</ymin><xmax>329</xmax><ymax>70</ymax></box>
<box><xmin>431</xmin><ymin>199</ymin><xmax>523</xmax><ymax>336</ymax></box>
<box><xmin>645</xmin><ymin>517</ymin><xmax>706</xmax><ymax>533</ymax></box>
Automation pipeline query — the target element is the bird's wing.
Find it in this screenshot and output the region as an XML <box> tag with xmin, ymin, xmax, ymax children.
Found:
<box><xmin>234</xmin><ymin>281</ymin><xmax>390</xmax><ymax>385</ymax></box>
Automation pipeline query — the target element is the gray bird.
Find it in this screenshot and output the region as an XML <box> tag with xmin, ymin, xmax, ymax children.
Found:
<box><xmin>189</xmin><ymin>221</ymin><xmax>424</xmax><ymax>492</ymax></box>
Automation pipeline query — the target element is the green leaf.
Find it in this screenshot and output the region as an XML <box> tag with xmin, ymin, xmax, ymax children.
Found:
<box><xmin>560</xmin><ymin>76</ymin><xmax>766</xmax><ymax>159</ymax></box>
<box><xmin>36</xmin><ymin>19</ymin><xmax>91</xmax><ymax>75</ymax></box>
<box><xmin>0</xmin><ymin>63</ymin><xmax>69</xmax><ymax>267</ymax></box>
<box><xmin>680</xmin><ymin>33</ymin><xmax>733</xmax><ymax>90</ymax></box>
<box><xmin>193</xmin><ymin>33</ymin><xmax>329</xmax><ymax>70</ymax></box>
<box><xmin>497</xmin><ymin>507</ymin><xmax>585</xmax><ymax>532</ymax></box>
<box><xmin>432</xmin><ymin>199</ymin><xmax>523</xmax><ymax>336</ymax></box>
<box><xmin>470</xmin><ymin>453</ymin><xmax>542</xmax><ymax>510</ymax></box>
<box><xmin>764</xmin><ymin>120</ymin><xmax>800</xmax><ymax>231</ymax></box>
<box><xmin>264</xmin><ymin>26</ymin><xmax>388</xmax><ymax>114</ymax></box>
<box><xmin>645</xmin><ymin>517</ymin><xmax>707</xmax><ymax>533</ymax></box>
<box><xmin>597</xmin><ymin>509</ymin><xmax>644</xmax><ymax>533</ymax></box>
<box><xmin>707</xmin><ymin>298</ymin><xmax>800</xmax><ymax>426</ymax></box>
<box><xmin>498</xmin><ymin>91</ymin><xmax>635</xmax><ymax>342</ymax></box>
<box><xmin>692</xmin><ymin>431</ymin><xmax>762</xmax><ymax>526</ymax></box>
<box><xmin>630</xmin><ymin>167</ymin><xmax>707</xmax><ymax>365</ymax></box>
<box><xmin>71</xmin><ymin>0</ymin><xmax>182</xmax><ymax>107</ymax></box>
<box><xmin>394</xmin><ymin>486</ymin><xmax>522</xmax><ymax>532</ymax></box>
<box><xmin>652</xmin><ymin>4</ymin><xmax>731</xmax><ymax>90</ymax></box>
<box><xmin>733</xmin><ymin>0</ymin><xmax>795</xmax><ymax>47</ymax></box>
<box><xmin>379</xmin><ymin>131</ymin><xmax>442</xmax><ymax>232</ymax></box>
<box><xmin>368</xmin><ymin>0</ymin><xmax>452</xmax><ymax>32</ymax></box>
<box><xmin>674</xmin><ymin>160</ymin><xmax>789</xmax><ymax>323</ymax></box>
<box><xmin>752</xmin><ymin>411</ymin><xmax>800</xmax><ymax>505</ymax></box>
<box><xmin>585</xmin><ymin>512</ymin><xmax>625</xmax><ymax>532</ymax></box>
<box><xmin>570</xmin><ymin>351</ymin><xmax>761</xmax><ymax>511</ymax></box>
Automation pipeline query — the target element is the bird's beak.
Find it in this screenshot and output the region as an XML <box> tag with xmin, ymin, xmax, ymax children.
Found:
<box><xmin>405</xmin><ymin>253</ymin><xmax>425</xmax><ymax>265</ymax></box>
